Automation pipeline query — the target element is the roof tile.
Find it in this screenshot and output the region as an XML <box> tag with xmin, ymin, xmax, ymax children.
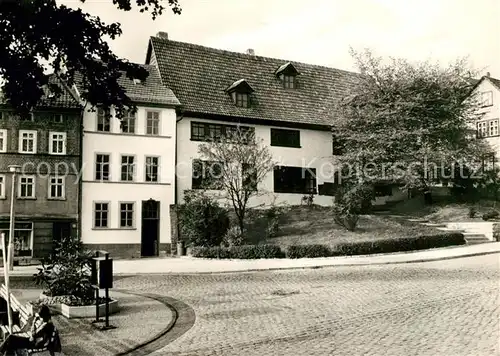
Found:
<box><xmin>149</xmin><ymin>37</ymin><xmax>362</xmax><ymax>126</ymax></box>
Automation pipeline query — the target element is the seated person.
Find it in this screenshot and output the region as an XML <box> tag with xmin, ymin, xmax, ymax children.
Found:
<box><xmin>0</xmin><ymin>305</ymin><xmax>55</xmax><ymax>355</ymax></box>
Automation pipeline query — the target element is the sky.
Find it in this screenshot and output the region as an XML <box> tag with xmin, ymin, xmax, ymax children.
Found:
<box><xmin>58</xmin><ymin>0</ymin><xmax>500</xmax><ymax>78</ymax></box>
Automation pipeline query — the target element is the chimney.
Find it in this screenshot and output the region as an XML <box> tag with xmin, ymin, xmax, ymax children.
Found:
<box><xmin>156</xmin><ymin>31</ymin><xmax>169</xmax><ymax>40</ymax></box>
<box><xmin>246</xmin><ymin>48</ymin><xmax>255</xmax><ymax>56</ymax></box>
<box><xmin>486</xmin><ymin>72</ymin><xmax>491</xmax><ymax>77</ymax></box>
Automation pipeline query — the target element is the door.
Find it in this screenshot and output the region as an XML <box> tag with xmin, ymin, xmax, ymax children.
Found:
<box><xmin>52</xmin><ymin>221</ymin><xmax>72</xmax><ymax>253</ymax></box>
<box><xmin>141</xmin><ymin>199</ymin><xmax>160</xmax><ymax>257</ymax></box>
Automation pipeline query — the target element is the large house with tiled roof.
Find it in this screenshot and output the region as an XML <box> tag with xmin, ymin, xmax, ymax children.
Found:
<box><xmin>470</xmin><ymin>74</ymin><xmax>500</xmax><ymax>160</ymax></box>
<box><xmin>75</xmin><ymin>64</ymin><xmax>181</xmax><ymax>258</ymax></box>
<box><xmin>0</xmin><ymin>75</ymin><xmax>82</xmax><ymax>263</ymax></box>
<box><xmin>145</xmin><ymin>32</ymin><xmax>366</xmax><ymax>208</ymax></box>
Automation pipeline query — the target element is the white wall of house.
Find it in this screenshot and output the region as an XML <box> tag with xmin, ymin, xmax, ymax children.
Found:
<box><xmin>81</xmin><ymin>105</ymin><xmax>176</xmax><ymax>251</ymax></box>
<box><xmin>472</xmin><ymin>79</ymin><xmax>500</xmax><ymax>155</ymax></box>
<box><xmin>176</xmin><ymin>116</ymin><xmax>338</xmax><ymax>207</ymax></box>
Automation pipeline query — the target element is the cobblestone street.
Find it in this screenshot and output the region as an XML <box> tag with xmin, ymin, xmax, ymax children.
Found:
<box><xmin>115</xmin><ymin>254</ymin><xmax>500</xmax><ymax>356</ymax></box>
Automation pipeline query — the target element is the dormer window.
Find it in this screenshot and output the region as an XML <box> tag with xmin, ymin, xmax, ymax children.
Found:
<box><xmin>226</xmin><ymin>79</ymin><xmax>254</xmax><ymax>108</ymax></box>
<box><xmin>235</xmin><ymin>92</ymin><xmax>249</xmax><ymax>108</ymax></box>
<box><xmin>275</xmin><ymin>62</ymin><xmax>300</xmax><ymax>89</ymax></box>
<box><xmin>283</xmin><ymin>75</ymin><xmax>296</xmax><ymax>89</ymax></box>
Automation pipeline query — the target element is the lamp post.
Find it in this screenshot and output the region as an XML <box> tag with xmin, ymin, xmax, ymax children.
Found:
<box><xmin>7</xmin><ymin>165</ymin><xmax>21</xmax><ymax>271</ymax></box>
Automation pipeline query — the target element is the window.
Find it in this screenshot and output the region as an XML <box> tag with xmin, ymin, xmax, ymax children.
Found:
<box><xmin>146</xmin><ymin>111</ymin><xmax>160</xmax><ymax>135</ymax></box>
<box><xmin>477</xmin><ymin>119</ymin><xmax>499</xmax><ymax>138</ymax></box>
<box><xmin>192</xmin><ymin>160</ymin><xmax>223</xmax><ymax>190</ymax></box>
<box><xmin>0</xmin><ymin>175</ymin><xmax>5</xmax><ymax>199</ymax></box>
<box><xmin>0</xmin><ymin>129</ymin><xmax>7</xmax><ymax>152</ymax></box>
<box><xmin>332</xmin><ymin>135</ymin><xmax>345</xmax><ymax>155</ymax></box>
<box><xmin>93</xmin><ymin>202</ymin><xmax>109</xmax><ymax>228</ymax></box>
<box><xmin>121</xmin><ymin>110</ymin><xmax>136</xmax><ymax>133</ymax></box>
<box><xmin>273</xmin><ymin>166</ymin><xmax>317</xmax><ymax>194</ymax></box>
<box><xmin>283</xmin><ymin>75</ymin><xmax>296</xmax><ymax>89</ymax></box>
<box><xmin>374</xmin><ymin>184</ymin><xmax>393</xmax><ymax>197</ymax></box>
<box><xmin>48</xmin><ymin>176</ymin><xmax>65</xmax><ymax>199</ymax></box>
<box><xmin>97</xmin><ymin>108</ymin><xmax>110</xmax><ymax>132</ymax></box>
<box><xmin>18</xmin><ymin>130</ymin><xmax>37</xmax><ymax>153</ymax></box>
<box><xmin>482</xmin><ymin>153</ymin><xmax>496</xmax><ymax>172</ymax></box>
<box><xmin>270</xmin><ymin>128</ymin><xmax>300</xmax><ymax>148</ymax></box>
<box><xmin>51</xmin><ymin>114</ymin><xmax>64</xmax><ymax>124</ymax></box>
<box><xmin>120</xmin><ymin>202</ymin><xmax>134</xmax><ymax>228</ymax></box>
<box><xmin>19</xmin><ymin>113</ymin><xmax>34</xmax><ymax>121</ymax></box>
<box><xmin>0</xmin><ymin>222</ymin><xmax>33</xmax><ymax>257</ymax></box>
<box><xmin>49</xmin><ymin>132</ymin><xmax>66</xmax><ymax>154</ymax></box>
<box><xmin>95</xmin><ymin>154</ymin><xmax>110</xmax><ymax>181</ymax></box>
<box><xmin>480</xmin><ymin>91</ymin><xmax>493</xmax><ymax>107</ymax></box>
<box><xmin>190</xmin><ymin>121</ymin><xmax>255</xmax><ymax>144</ymax></box>
<box><xmin>18</xmin><ymin>176</ymin><xmax>35</xmax><ymax>198</ymax></box>
<box><xmin>121</xmin><ymin>155</ymin><xmax>135</xmax><ymax>181</ymax></box>
<box><xmin>235</xmin><ymin>92</ymin><xmax>249</xmax><ymax>108</ymax></box>
<box><xmin>242</xmin><ymin>164</ymin><xmax>257</xmax><ymax>191</ymax></box>
<box><xmin>145</xmin><ymin>156</ymin><xmax>159</xmax><ymax>182</ymax></box>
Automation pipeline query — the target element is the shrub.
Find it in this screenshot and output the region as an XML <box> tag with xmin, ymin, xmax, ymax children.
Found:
<box><xmin>287</xmin><ymin>244</ymin><xmax>333</xmax><ymax>258</ymax></box>
<box><xmin>482</xmin><ymin>209</ymin><xmax>499</xmax><ymax>221</ymax></box>
<box><xmin>265</xmin><ymin>205</ymin><xmax>286</xmax><ymax>237</ymax></box>
<box><xmin>192</xmin><ymin>244</ymin><xmax>284</xmax><ymax>259</ymax></box>
<box><xmin>333</xmin><ymin>182</ymin><xmax>374</xmax><ymax>231</ymax></box>
<box><xmin>33</xmin><ymin>236</ymin><xmax>94</xmax><ymax>306</ymax></box>
<box><xmin>178</xmin><ymin>190</ymin><xmax>230</xmax><ymax>247</ymax></box>
<box><xmin>333</xmin><ymin>233</ymin><xmax>465</xmax><ymax>255</ymax></box>
<box><xmin>301</xmin><ymin>194</ymin><xmax>314</xmax><ymax>206</ymax></box>
<box><xmin>468</xmin><ymin>207</ymin><xmax>477</xmax><ymax>218</ymax></box>
<box><xmin>222</xmin><ymin>226</ymin><xmax>246</xmax><ymax>247</ymax></box>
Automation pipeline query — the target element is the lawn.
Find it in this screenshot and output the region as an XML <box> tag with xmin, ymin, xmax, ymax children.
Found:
<box><xmin>386</xmin><ymin>197</ymin><xmax>500</xmax><ymax>223</ymax></box>
<box><xmin>248</xmin><ymin>205</ymin><xmax>441</xmax><ymax>248</ymax></box>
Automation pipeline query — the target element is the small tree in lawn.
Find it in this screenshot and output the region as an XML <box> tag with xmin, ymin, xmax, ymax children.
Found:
<box><xmin>198</xmin><ymin>127</ymin><xmax>274</xmax><ymax>235</ymax></box>
<box><xmin>333</xmin><ymin>49</ymin><xmax>489</xmax><ymax>201</ymax></box>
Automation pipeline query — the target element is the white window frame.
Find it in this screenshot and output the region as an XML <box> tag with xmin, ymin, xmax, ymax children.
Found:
<box><xmin>49</xmin><ymin>131</ymin><xmax>67</xmax><ymax>155</ymax></box>
<box><xmin>481</xmin><ymin>91</ymin><xmax>493</xmax><ymax>107</ymax></box>
<box><xmin>477</xmin><ymin>119</ymin><xmax>500</xmax><ymax>138</ymax></box>
<box><xmin>120</xmin><ymin>154</ymin><xmax>136</xmax><ymax>181</ymax></box>
<box><xmin>145</xmin><ymin>110</ymin><xmax>160</xmax><ymax>136</ymax></box>
<box><xmin>18</xmin><ymin>175</ymin><xmax>36</xmax><ymax>199</ymax></box>
<box><xmin>119</xmin><ymin>201</ymin><xmax>135</xmax><ymax>228</ymax></box>
<box><xmin>0</xmin><ymin>129</ymin><xmax>7</xmax><ymax>152</ymax></box>
<box><xmin>95</xmin><ymin>153</ymin><xmax>111</xmax><ymax>181</ymax></box>
<box><xmin>18</xmin><ymin>130</ymin><xmax>37</xmax><ymax>154</ymax></box>
<box><xmin>48</xmin><ymin>176</ymin><xmax>65</xmax><ymax>200</ymax></box>
<box><xmin>145</xmin><ymin>156</ymin><xmax>160</xmax><ymax>182</ymax></box>
<box><xmin>93</xmin><ymin>201</ymin><xmax>110</xmax><ymax>229</ymax></box>
<box><xmin>121</xmin><ymin>110</ymin><xmax>136</xmax><ymax>134</ymax></box>
<box><xmin>0</xmin><ymin>174</ymin><xmax>5</xmax><ymax>199</ymax></box>
<box><xmin>96</xmin><ymin>108</ymin><xmax>111</xmax><ymax>132</ymax></box>
<box><xmin>52</xmin><ymin>114</ymin><xmax>64</xmax><ymax>123</ymax></box>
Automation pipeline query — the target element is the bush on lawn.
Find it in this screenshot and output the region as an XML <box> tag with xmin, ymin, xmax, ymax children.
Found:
<box><xmin>286</xmin><ymin>244</ymin><xmax>332</xmax><ymax>258</ymax></box>
<box><xmin>482</xmin><ymin>209</ymin><xmax>499</xmax><ymax>221</ymax></box>
<box><xmin>178</xmin><ymin>190</ymin><xmax>230</xmax><ymax>247</ymax></box>
<box><xmin>192</xmin><ymin>244</ymin><xmax>284</xmax><ymax>259</ymax></box>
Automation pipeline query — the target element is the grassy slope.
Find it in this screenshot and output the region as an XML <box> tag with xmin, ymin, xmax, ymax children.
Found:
<box><xmin>252</xmin><ymin>205</ymin><xmax>439</xmax><ymax>248</ymax></box>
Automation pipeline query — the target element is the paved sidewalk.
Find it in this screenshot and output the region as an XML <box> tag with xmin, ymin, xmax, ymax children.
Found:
<box><xmin>13</xmin><ymin>289</ymin><xmax>174</xmax><ymax>356</ymax></box>
<box><xmin>3</xmin><ymin>242</ymin><xmax>500</xmax><ymax>276</ymax></box>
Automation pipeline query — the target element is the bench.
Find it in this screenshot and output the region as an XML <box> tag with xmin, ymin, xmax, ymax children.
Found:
<box><xmin>0</xmin><ymin>284</ymin><xmax>63</xmax><ymax>355</ymax></box>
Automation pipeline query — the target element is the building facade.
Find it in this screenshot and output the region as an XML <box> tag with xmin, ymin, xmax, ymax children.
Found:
<box><xmin>145</xmin><ymin>33</ymin><xmax>360</xmax><ymax>209</ymax></box>
<box><xmin>77</xmin><ymin>65</ymin><xmax>180</xmax><ymax>258</ymax></box>
<box><xmin>0</xmin><ymin>77</ymin><xmax>82</xmax><ymax>262</ymax></box>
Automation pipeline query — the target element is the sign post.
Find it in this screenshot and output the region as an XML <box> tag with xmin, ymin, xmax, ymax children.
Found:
<box><xmin>1</xmin><ymin>233</ymin><xmax>13</xmax><ymax>334</ymax></box>
<box><xmin>90</xmin><ymin>250</ymin><xmax>115</xmax><ymax>331</ymax></box>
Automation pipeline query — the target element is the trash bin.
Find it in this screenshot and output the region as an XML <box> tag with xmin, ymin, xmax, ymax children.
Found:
<box><xmin>177</xmin><ymin>240</ymin><xmax>186</xmax><ymax>256</ymax></box>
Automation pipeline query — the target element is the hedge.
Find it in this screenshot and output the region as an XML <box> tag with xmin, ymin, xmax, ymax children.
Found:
<box><xmin>191</xmin><ymin>244</ymin><xmax>284</xmax><ymax>259</ymax></box>
<box><xmin>191</xmin><ymin>233</ymin><xmax>466</xmax><ymax>259</ymax></box>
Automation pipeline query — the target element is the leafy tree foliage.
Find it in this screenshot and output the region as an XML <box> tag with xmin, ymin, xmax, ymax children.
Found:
<box><xmin>198</xmin><ymin>128</ymin><xmax>274</xmax><ymax>234</ymax></box>
<box><xmin>334</xmin><ymin>49</ymin><xmax>489</xmax><ymax>193</ymax></box>
<box><xmin>0</xmin><ymin>0</ymin><xmax>181</xmax><ymax>118</ymax></box>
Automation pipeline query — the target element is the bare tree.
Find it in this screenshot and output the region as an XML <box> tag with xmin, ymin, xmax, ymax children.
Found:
<box><xmin>198</xmin><ymin>127</ymin><xmax>274</xmax><ymax>234</ymax></box>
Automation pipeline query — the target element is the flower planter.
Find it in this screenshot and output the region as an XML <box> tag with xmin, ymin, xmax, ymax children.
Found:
<box><xmin>60</xmin><ymin>299</ymin><xmax>119</xmax><ymax>319</ymax></box>
<box><xmin>38</xmin><ymin>292</ymin><xmax>119</xmax><ymax>319</ymax></box>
